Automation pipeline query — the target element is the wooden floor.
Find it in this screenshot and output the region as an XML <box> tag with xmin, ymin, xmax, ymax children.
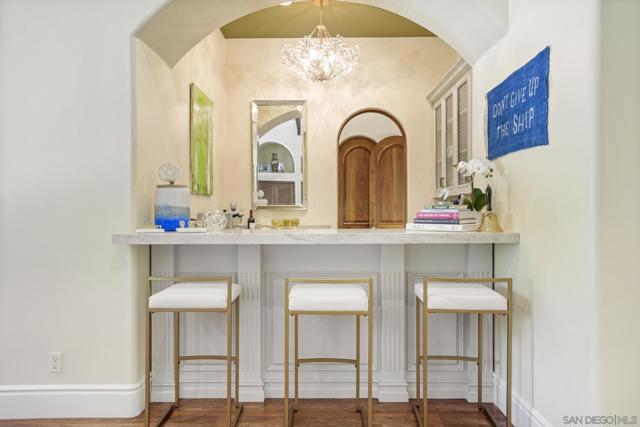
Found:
<box><xmin>0</xmin><ymin>399</ymin><xmax>507</xmax><ymax>427</ymax></box>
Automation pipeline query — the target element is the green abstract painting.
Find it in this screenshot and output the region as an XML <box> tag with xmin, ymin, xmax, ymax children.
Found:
<box><xmin>190</xmin><ymin>83</ymin><xmax>213</xmax><ymax>195</ymax></box>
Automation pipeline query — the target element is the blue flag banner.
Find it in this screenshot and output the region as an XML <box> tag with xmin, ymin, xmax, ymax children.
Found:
<box><xmin>487</xmin><ymin>47</ymin><xmax>550</xmax><ymax>160</ymax></box>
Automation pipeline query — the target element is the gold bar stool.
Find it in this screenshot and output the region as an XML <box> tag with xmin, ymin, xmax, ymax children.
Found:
<box><xmin>144</xmin><ymin>276</ymin><xmax>243</xmax><ymax>427</ymax></box>
<box><xmin>283</xmin><ymin>278</ymin><xmax>374</xmax><ymax>427</ymax></box>
<box><xmin>412</xmin><ymin>277</ymin><xmax>513</xmax><ymax>427</ymax></box>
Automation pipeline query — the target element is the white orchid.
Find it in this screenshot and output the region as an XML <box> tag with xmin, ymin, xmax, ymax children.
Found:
<box><xmin>456</xmin><ymin>158</ymin><xmax>494</xmax><ymax>179</ymax></box>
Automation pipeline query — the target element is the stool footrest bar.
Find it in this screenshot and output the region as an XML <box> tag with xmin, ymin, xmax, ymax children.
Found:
<box><xmin>297</xmin><ymin>357</ymin><xmax>357</xmax><ymax>365</ymax></box>
<box><xmin>423</xmin><ymin>355</ymin><xmax>479</xmax><ymax>362</ymax></box>
<box><xmin>178</xmin><ymin>355</ymin><xmax>236</xmax><ymax>362</ymax></box>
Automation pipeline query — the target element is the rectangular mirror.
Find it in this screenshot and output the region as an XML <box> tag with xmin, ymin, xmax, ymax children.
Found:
<box><xmin>252</xmin><ymin>100</ymin><xmax>307</xmax><ymax>210</ymax></box>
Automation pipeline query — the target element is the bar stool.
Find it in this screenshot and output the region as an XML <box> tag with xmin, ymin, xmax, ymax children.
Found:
<box><xmin>145</xmin><ymin>276</ymin><xmax>243</xmax><ymax>427</ymax></box>
<box><xmin>284</xmin><ymin>278</ymin><xmax>374</xmax><ymax>427</ymax></box>
<box><xmin>413</xmin><ymin>277</ymin><xmax>513</xmax><ymax>427</ymax></box>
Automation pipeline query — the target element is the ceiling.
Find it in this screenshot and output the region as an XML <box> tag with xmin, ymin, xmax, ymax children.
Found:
<box><xmin>136</xmin><ymin>0</ymin><xmax>509</xmax><ymax>67</ymax></box>
<box><xmin>220</xmin><ymin>1</ymin><xmax>435</xmax><ymax>39</ymax></box>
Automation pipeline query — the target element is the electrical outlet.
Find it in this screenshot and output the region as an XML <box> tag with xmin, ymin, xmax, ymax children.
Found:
<box><xmin>49</xmin><ymin>352</ymin><xmax>63</xmax><ymax>373</ymax></box>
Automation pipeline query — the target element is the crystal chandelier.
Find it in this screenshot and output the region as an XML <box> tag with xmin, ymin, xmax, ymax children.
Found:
<box><xmin>282</xmin><ymin>0</ymin><xmax>359</xmax><ymax>82</ymax></box>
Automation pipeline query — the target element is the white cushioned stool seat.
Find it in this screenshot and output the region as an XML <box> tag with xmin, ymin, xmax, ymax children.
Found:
<box><xmin>414</xmin><ymin>282</ymin><xmax>507</xmax><ymax>311</ymax></box>
<box><xmin>149</xmin><ymin>282</ymin><xmax>241</xmax><ymax>309</ymax></box>
<box><xmin>289</xmin><ymin>284</ymin><xmax>368</xmax><ymax>312</ymax></box>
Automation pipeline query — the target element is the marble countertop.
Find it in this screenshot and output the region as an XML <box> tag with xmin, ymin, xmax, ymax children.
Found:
<box><xmin>112</xmin><ymin>228</ymin><xmax>520</xmax><ymax>245</ymax></box>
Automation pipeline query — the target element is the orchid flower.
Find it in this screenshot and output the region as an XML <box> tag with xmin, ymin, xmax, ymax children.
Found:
<box><xmin>456</xmin><ymin>158</ymin><xmax>494</xmax><ymax>179</ymax></box>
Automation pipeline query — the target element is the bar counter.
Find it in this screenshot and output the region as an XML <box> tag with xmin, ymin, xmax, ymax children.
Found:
<box><xmin>113</xmin><ymin>228</ymin><xmax>519</xmax><ymax>403</ymax></box>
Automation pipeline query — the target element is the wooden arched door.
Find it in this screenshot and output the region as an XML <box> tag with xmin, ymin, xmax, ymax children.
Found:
<box><xmin>338</xmin><ymin>133</ymin><xmax>407</xmax><ymax>229</ymax></box>
<box><xmin>338</xmin><ymin>136</ymin><xmax>376</xmax><ymax>228</ymax></box>
<box><xmin>370</xmin><ymin>136</ymin><xmax>406</xmax><ymax>228</ymax></box>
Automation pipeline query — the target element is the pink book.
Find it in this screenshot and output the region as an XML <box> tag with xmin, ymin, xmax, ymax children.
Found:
<box><xmin>416</xmin><ymin>211</ymin><xmax>459</xmax><ymax>219</ymax></box>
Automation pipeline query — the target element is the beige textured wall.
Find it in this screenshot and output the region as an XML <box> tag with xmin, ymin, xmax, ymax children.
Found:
<box><xmin>136</xmin><ymin>35</ymin><xmax>458</xmax><ymax>226</ymax></box>
<box><xmin>223</xmin><ymin>37</ymin><xmax>458</xmax><ymax>225</ymax></box>
<box><xmin>134</xmin><ymin>31</ymin><xmax>227</xmax><ymax>226</ymax></box>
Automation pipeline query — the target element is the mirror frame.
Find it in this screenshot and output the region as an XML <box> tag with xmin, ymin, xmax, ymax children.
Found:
<box><xmin>251</xmin><ymin>100</ymin><xmax>308</xmax><ymax>210</ymax></box>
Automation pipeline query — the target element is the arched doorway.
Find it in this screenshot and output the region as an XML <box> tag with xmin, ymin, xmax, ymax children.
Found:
<box><xmin>135</xmin><ymin>0</ymin><xmax>507</xmax><ymax>67</ymax></box>
<box><xmin>337</xmin><ymin>109</ymin><xmax>407</xmax><ymax>228</ymax></box>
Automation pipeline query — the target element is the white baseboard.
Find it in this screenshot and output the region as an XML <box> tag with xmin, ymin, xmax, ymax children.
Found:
<box><xmin>151</xmin><ymin>380</ymin><xmax>265</xmax><ymax>402</ymax></box>
<box><xmin>0</xmin><ymin>374</ymin><xmax>555</xmax><ymax>426</ymax></box>
<box><xmin>406</xmin><ymin>380</ymin><xmax>495</xmax><ymax>402</ymax></box>
<box><xmin>531</xmin><ymin>409</ymin><xmax>555</xmax><ymax>427</ymax></box>
<box><xmin>263</xmin><ymin>382</ymin><xmax>379</xmax><ymax>399</ymax></box>
<box><xmin>377</xmin><ymin>383</ymin><xmax>410</xmax><ymax>402</ymax></box>
<box><xmin>0</xmin><ymin>380</ymin><xmax>144</xmax><ymax>420</ymax></box>
<box><xmin>493</xmin><ymin>373</ymin><xmax>554</xmax><ymax>427</ymax></box>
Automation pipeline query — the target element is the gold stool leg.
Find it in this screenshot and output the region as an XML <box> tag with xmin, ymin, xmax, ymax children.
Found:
<box><xmin>367</xmin><ymin>308</ymin><xmax>373</xmax><ymax>427</ymax></box>
<box><xmin>507</xmin><ymin>311</ymin><xmax>512</xmax><ymax>427</ymax></box>
<box><xmin>235</xmin><ymin>299</ymin><xmax>240</xmax><ymax>407</ymax></box>
<box><xmin>174</xmin><ymin>312</ymin><xmax>180</xmax><ymax>408</ymax></box>
<box><xmin>284</xmin><ymin>280</ymin><xmax>290</xmax><ymax>427</ymax></box>
<box><xmin>356</xmin><ymin>315</ymin><xmax>360</xmax><ymax>410</ymax></box>
<box><xmin>227</xmin><ymin>304</ymin><xmax>232</xmax><ymax>427</ymax></box>
<box><xmin>145</xmin><ymin>311</ymin><xmax>152</xmax><ymax>427</ymax></box>
<box><xmin>422</xmin><ymin>302</ymin><xmax>428</xmax><ymax>427</ymax></box>
<box><xmin>294</xmin><ymin>314</ymin><xmax>299</xmax><ymax>408</ymax></box>
<box><xmin>478</xmin><ymin>313</ymin><xmax>483</xmax><ymax>410</ymax></box>
<box><xmin>415</xmin><ymin>297</ymin><xmax>420</xmax><ymax>408</ymax></box>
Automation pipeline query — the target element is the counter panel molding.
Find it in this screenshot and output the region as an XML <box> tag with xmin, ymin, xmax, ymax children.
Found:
<box><xmin>123</xmin><ymin>235</ymin><xmax>512</xmax><ymax>403</ymax></box>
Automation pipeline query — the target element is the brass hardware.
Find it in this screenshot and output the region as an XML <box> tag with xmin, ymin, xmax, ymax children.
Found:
<box><xmin>144</xmin><ymin>275</ymin><xmax>243</xmax><ymax>427</ymax></box>
<box><xmin>297</xmin><ymin>357</ymin><xmax>357</xmax><ymax>365</ymax></box>
<box><xmin>479</xmin><ymin>211</ymin><xmax>504</xmax><ymax>233</ymax></box>
<box><xmin>174</xmin><ymin>312</ymin><xmax>180</xmax><ymax>407</ymax></box>
<box><xmin>425</xmin><ymin>355</ymin><xmax>479</xmax><ymax>362</ymax></box>
<box><xmin>478</xmin><ymin>313</ymin><xmax>483</xmax><ymax>410</ymax></box>
<box><xmin>179</xmin><ymin>355</ymin><xmax>237</xmax><ymax>362</ymax></box>
<box><xmin>413</xmin><ymin>276</ymin><xmax>513</xmax><ymax>427</ymax></box>
<box><xmin>284</xmin><ymin>278</ymin><xmax>373</xmax><ymax>427</ymax></box>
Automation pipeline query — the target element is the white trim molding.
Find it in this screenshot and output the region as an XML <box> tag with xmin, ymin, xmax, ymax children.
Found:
<box><xmin>493</xmin><ymin>373</ymin><xmax>555</xmax><ymax>427</ymax></box>
<box><xmin>0</xmin><ymin>380</ymin><xmax>144</xmax><ymax>420</ymax></box>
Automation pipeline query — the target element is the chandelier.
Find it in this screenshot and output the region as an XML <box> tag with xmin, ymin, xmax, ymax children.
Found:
<box><xmin>282</xmin><ymin>0</ymin><xmax>359</xmax><ymax>82</ymax></box>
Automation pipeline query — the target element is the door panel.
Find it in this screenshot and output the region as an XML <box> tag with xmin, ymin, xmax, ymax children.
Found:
<box><xmin>338</xmin><ymin>137</ymin><xmax>376</xmax><ymax>228</ymax></box>
<box><xmin>371</xmin><ymin>136</ymin><xmax>406</xmax><ymax>228</ymax></box>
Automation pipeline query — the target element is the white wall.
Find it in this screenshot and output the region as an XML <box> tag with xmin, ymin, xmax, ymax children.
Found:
<box><xmin>258</xmin><ymin>120</ymin><xmax>303</xmax><ymax>173</ymax></box>
<box><xmin>258</xmin><ymin>119</ymin><xmax>304</xmax><ymax>204</ymax></box>
<box><xmin>471</xmin><ymin>0</ymin><xmax>602</xmax><ymax>423</ymax></box>
<box><xmin>339</xmin><ymin>112</ymin><xmax>403</xmax><ymax>143</ymax></box>
<box><xmin>0</xmin><ymin>0</ymin><xmax>165</xmax><ymax>418</ymax></box>
<box><xmin>2</xmin><ymin>0</ymin><xmax>638</xmax><ymax>422</ymax></box>
<box><xmin>597</xmin><ymin>0</ymin><xmax>640</xmax><ymax>414</ymax></box>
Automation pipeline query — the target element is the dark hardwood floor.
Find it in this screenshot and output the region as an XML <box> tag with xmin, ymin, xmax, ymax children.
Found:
<box><xmin>0</xmin><ymin>399</ymin><xmax>506</xmax><ymax>427</ymax></box>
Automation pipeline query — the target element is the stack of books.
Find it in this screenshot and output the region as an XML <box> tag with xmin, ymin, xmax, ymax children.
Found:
<box><xmin>407</xmin><ymin>204</ymin><xmax>479</xmax><ymax>232</ymax></box>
